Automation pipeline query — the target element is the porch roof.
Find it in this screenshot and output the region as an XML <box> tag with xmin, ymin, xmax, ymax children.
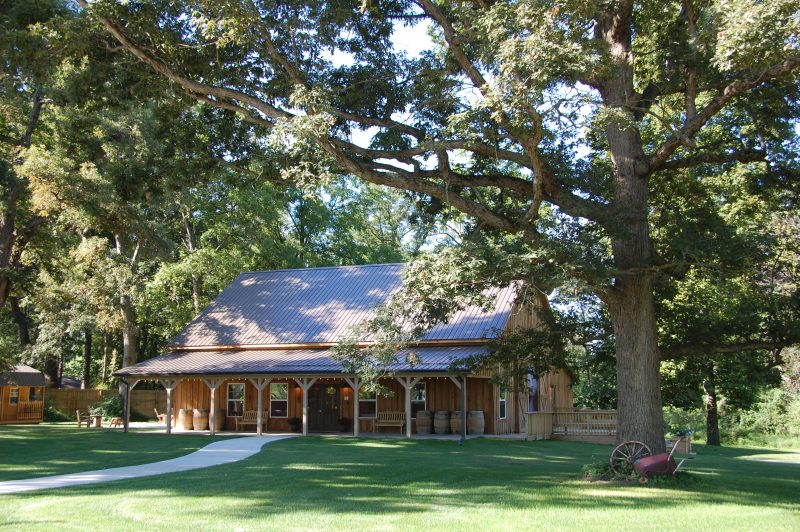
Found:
<box><xmin>114</xmin><ymin>345</ymin><xmax>488</xmax><ymax>378</ymax></box>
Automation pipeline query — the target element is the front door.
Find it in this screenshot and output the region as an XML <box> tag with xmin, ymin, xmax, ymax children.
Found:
<box><xmin>308</xmin><ymin>383</ymin><xmax>340</xmax><ymax>432</ymax></box>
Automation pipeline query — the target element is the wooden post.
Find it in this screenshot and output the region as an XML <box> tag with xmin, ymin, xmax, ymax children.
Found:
<box><xmin>293</xmin><ymin>378</ymin><xmax>317</xmax><ymax>436</ymax></box>
<box><xmin>396</xmin><ymin>376</ymin><xmax>422</xmax><ymax>438</ymax></box>
<box><xmin>461</xmin><ymin>376</ymin><xmax>467</xmax><ymax>442</ymax></box>
<box><xmin>160</xmin><ymin>379</ymin><xmax>178</xmax><ymax>435</ymax></box>
<box><xmin>344</xmin><ymin>377</ymin><xmax>361</xmax><ymax>437</ymax></box>
<box><xmin>449</xmin><ymin>376</ymin><xmax>467</xmax><ymax>443</ymax></box>
<box><xmin>249</xmin><ymin>377</ymin><xmax>271</xmax><ymax>436</ymax></box>
<box><xmin>123</xmin><ymin>379</ymin><xmax>139</xmax><ymax>433</ymax></box>
<box><xmin>203</xmin><ymin>379</ymin><xmax>224</xmax><ymax>436</ymax></box>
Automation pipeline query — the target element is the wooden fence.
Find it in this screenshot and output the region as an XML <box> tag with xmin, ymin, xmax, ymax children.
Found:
<box><xmin>49</xmin><ymin>389</ymin><xmax>165</xmax><ymax>419</ymax></box>
<box><xmin>526</xmin><ymin>409</ymin><xmax>617</xmax><ymax>444</ymax></box>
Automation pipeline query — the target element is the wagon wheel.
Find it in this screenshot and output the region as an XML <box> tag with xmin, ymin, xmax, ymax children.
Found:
<box><xmin>609</xmin><ymin>441</ymin><xmax>652</xmax><ymax>476</ymax></box>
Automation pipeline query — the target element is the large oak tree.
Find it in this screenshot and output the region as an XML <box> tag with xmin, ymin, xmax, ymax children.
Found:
<box><xmin>75</xmin><ymin>0</ymin><xmax>799</xmax><ymax>450</ymax></box>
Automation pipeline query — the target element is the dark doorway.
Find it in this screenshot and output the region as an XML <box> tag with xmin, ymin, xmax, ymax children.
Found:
<box><xmin>309</xmin><ymin>383</ymin><xmax>341</xmax><ymax>432</ymax></box>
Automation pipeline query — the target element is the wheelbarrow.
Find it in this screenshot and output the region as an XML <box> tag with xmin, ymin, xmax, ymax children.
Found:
<box><xmin>609</xmin><ymin>438</ymin><xmax>687</xmax><ymax>483</ymax></box>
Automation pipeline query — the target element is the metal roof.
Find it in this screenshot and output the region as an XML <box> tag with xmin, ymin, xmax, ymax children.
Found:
<box><xmin>169</xmin><ymin>263</ymin><xmax>516</xmax><ymax>348</ymax></box>
<box><xmin>114</xmin><ymin>346</ymin><xmax>487</xmax><ymax>377</ymax></box>
<box><xmin>0</xmin><ymin>365</ymin><xmax>45</xmax><ymax>387</ymax></box>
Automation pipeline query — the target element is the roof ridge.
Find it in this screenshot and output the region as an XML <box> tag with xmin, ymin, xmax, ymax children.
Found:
<box><xmin>237</xmin><ymin>263</ymin><xmax>406</xmax><ymax>276</ymax></box>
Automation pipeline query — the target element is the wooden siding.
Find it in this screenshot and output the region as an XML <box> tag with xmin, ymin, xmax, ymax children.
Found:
<box><xmin>0</xmin><ymin>385</ymin><xmax>44</xmax><ymax>424</ymax></box>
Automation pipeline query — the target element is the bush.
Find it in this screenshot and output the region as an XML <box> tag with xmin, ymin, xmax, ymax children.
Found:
<box><xmin>43</xmin><ymin>396</ymin><xmax>71</xmax><ymax>422</ymax></box>
<box><xmin>663</xmin><ymin>406</ymin><xmax>705</xmax><ymax>440</ymax></box>
<box><xmin>89</xmin><ymin>394</ymin><xmax>124</xmax><ymax>420</ymax></box>
<box><xmin>722</xmin><ymin>388</ymin><xmax>800</xmax><ymax>444</ymax></box>
<box><xmin>581</xmin><ymin>461</ymin><xmax>615</xmax><ymax>481</ymax></box>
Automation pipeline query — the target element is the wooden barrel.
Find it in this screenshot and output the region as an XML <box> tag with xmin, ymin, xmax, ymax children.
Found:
<box><xmin>177</xmin><ymin>408</ymin><xmax>193</xmax><ymax>430</ymax></box>
<box><xmin>212</xmin><ymin>409</ymin><xmax>225</xmax><ymax>431</ymax></box>
<box><xmin>193</xmin><ymin>409</ymin><xmax>209</xmax><ymax>431</ymax></box>
<box><xmin>434</xmin><ymin>410</ymin><xmax>450</xmax><ymax>434</ymax></box>
<box><xmin>416</xmin><ymin>411</ymin><xmax>432</xmax><ymax>434</ymax></box>
<box><xmin>450</xmin><ymin>410</ymin><xmax>462</xmax><ymax>434</ymax></box>
<box><xmin>468</xmin><ymin>411</ymin><xmax>485</xmax><ymax>435</ymax></box>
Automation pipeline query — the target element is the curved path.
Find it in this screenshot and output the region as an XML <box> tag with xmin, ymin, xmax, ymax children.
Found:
<box><xmin>0</xmin><ymin>435</ymin><xmax>292</xmax><ymax>495</ymax></box>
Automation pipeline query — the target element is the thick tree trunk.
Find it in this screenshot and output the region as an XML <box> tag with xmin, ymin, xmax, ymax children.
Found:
<box><xmin>183</xmin><ymin>208</ymin><xmax>202</xmax><ymax>313</ymax></box>
<box><xmin>10</xmin><ymin>296</ymin><xmax>31</xmax><ymax>346</ymax></box>
<box><xmin>0</xmin><ymin>184</ymin><xmax>20</xmax><ymax>309</ymax></box>
<box><xmin>82</xmin><ymin>329</ymin><xmax>92</xmax><ymax>389</ymax></box>
<box><xmin>598</xmin><ymin>3</ymin><xmax>666</xmax><ymax>453</ymax></box>
<box><xmin>704</xmin><ymin>362</ymin><xmax>721</xmax><ymax>446</ymax></box>
<box><xmin>118</xmin><ymin>295</ymin><xmax>139</xmax><ymax>394</ymax></box>
<box><xmin>101</xmin><ymin>332</ymin><xmax>109</xmax><ymax>383</ymax></box>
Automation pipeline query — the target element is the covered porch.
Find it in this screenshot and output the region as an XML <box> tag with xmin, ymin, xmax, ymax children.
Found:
<box><xmin>120</xmin><ymin>373</ymin><xmax>487</xmax><ymax>439</ymax></box>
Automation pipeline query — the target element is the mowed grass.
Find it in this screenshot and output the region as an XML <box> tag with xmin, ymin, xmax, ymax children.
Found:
<box><xmin>0</xmin><ymin>424</ymin><xmax>216</xmax><ymax>481</ymax></box>
<box><xmin>1</xmin><ymin>427</ymin><xmax>799</xmax><ymax>531</ymax></box>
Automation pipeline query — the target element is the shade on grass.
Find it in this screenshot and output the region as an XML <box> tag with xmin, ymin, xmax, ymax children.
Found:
<box><xmin>0</xmin><ymin>429</ymin><xmax>798</xmax><ymax>530</ymax></box>
<box><xmin>0</xmin><ymin>424</ymin><xmax>215</xmax><ymax>481</ymax></box>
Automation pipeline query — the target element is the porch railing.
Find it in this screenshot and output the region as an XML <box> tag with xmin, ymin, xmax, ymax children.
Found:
<box><xmin>526</xmin><ymin>409</ymin><xmax>617</xmax><ymax>442</ymax></box>
<box><xmin>17</xmin><ymin>400</ymin><xmax>44</xmax><ymax>420</ymax></box>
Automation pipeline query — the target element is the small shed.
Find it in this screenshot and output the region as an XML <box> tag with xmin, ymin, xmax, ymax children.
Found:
<box><xmin>0</xmin><ymin>365</ymin><xmax>45</xmax><ymax>424</ymax></box>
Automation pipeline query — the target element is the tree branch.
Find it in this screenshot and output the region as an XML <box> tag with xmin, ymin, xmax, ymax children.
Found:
<box><xmin>659</xmin><ymin>149</ymin><xmax>767</xmax><ymax>171</ymax></box>
<box><xmin>660</xmin><ymin>340</ymin><xmax>796</xmax><ymax>359</ymax></box>
<box><xmin>649</xmin><ymin>55</ymin><xmax>800</xmax><ymax>172</ymax></box>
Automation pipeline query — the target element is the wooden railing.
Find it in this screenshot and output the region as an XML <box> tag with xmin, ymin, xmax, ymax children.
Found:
<box><xmin>17</xmin><ymin>401</ymin><xmax>44</xmax><ymax>420</ymax></box>
<box><xmin>526</xmin><ymin>409</ymin><xmax>617</xmax><ymax>443</ymax></box>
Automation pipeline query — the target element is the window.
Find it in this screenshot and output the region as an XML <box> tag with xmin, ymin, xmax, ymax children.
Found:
<box><xmin>227</xmin><ymin>383</ymin><xmax>245</xmax><ymax>417</ymax></box>
<box><xmin>9</xmin><ymin>387</ymin><xmax>18</xmax><ymax>405</ymax></box>
<box><xmin>29</xmin><ymin>387</ymin><xmax>42</xmax><ymax>402</ymax></box>
<box><xmin>270</xmin><ymin>383</ymin><xmax>288</xmax><ymax>418</ymax></box>
<box><xmin>499</xmin><ymin>388</ymin><xmax>507</xmax><ymax>419</ymax></box>
<box><xmin>358</xmin><ymin>389</ymin><xmax>377</xmax><ymax>419</ymax></box>
<box><xmin>410</xmin><ymin>382</ymin><xmax>426</xmax><ymax>418</ymax></box>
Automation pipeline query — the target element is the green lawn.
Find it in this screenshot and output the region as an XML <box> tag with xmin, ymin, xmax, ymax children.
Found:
<box><xmin>0</xmin><ymin>424</ymin><xmax>216</xmax><ymax>481</ymax></box>
<box><xmin>1</xmin><ymin>426</ymin><xmax>799</xmax><ymax>531</ymax></box>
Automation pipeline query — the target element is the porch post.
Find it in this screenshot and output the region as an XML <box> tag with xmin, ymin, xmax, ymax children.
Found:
<box><xmin>449</xmin><ymin>376</ymin><xmax>467</xmax><ymax>443</ymax></box>
<box><xmin>160</xmin><ymin>379</ymin><xmax>178</xmax><ymax>435</ymax></box>
<box><xmin>123</xmin><ymin>379</ymin><xmax>138</xmax><ymax>433</ymax></box>
<box><xmin>203</xmin><ymin>379</ymin><xmax>223</xmax><ymax>436</ymax></box>
<box><xmin>293</xmin><ymin>377</ymin><xmax>317</xmax><ymax>436</ymax></box>
<box><xmin>461</xmin><ymin>376</ymin><xmax>467</xmax><ymax>442</ymax></box>
<box><xmin>396</xmin><ymin>376</ymin><xmax>422</xmax><ymax>438</ymax></box>
<box><xmin>344</xmin><ymin>376</ymin><xmax>361</xmax><ymax>437</ymax></box>
<box><xmin>249</xmin><ymin>377</ymin><xmax>271</xmax><ymax>436</ymax></box>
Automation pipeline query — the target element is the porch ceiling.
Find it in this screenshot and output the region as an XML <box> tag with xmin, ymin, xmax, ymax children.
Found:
<box><xmin>114</xmin><ymin>345</ymin><xmax>488</xmax><ymax>378</ymax></box>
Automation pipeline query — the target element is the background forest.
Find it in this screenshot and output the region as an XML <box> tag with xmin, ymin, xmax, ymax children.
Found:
<box><xmin>1</xmin><ymin>0</ymin><xmax>798</xmax><ymax>447</ymax></box>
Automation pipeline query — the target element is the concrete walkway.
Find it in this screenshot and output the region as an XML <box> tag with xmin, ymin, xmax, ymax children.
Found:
<box><xmin>0</xmin><ymin>435</ymin><xmax>291</xmax><ymax>495</ymax></box>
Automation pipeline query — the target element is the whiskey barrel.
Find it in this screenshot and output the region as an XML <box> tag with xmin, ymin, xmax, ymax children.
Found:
<box><xmin>416</xmin><ymin>410</ymin><xmax>432</xmax><ymax>434</ymax></box>
<box><xmin>177</xmin><ymin>408</ymin><xmax>193</xmax><ymax>430</ymax></box>
<box><xmin>468</xmin><ymin>411</ymin><xmax>485</xmax><ymax>435</ymax></box>
<box><xmin>212</xmin><ymin>409</ymin><xmax>225</xmax><ymax>431</ymax></box>
<box><xmin>193</xmin><ymin>409</ymin><xmax>209</xmax><ymax>431</ymax></box>
<box><xmin>434</xmin><ymin>410</ymin><xmax>450</xmax><ymax>434</ymax></box>
<box><xmin>450</xmin><ymin>411</ymin><xmax>464</xmax><ymax>434</ymax></box>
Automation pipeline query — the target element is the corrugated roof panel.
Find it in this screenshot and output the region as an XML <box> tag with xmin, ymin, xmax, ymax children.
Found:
<box><xmin>115</xmin><ymin>346</ymin><xmax>488</xmax><ymax>377</ymax></box>
<box><xmin>169</xmin><ymin>264</ymin><xmax>514</xmax><ymax>347</ymax></box>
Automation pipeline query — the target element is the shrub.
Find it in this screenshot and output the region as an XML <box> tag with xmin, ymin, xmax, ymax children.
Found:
<box><xmin>43</xmin><ymin>396</ymin><xmax>71</xmax><ymax>422</ymax></box>
<box><xmin>722</xmin><ymin>388</ymin><xmax>800</xmax><ymax>443</ymax></box>
<box><xmin>581</xmin><ymin>461</ymin><xmax>615</xmax><ymax>481</ymax></box>
<box><xmin>89</xmin><ymin>394</ymin><xmax>124</xmax><ymax>420</ymax></box>
<box><xmin>663</xmin><ymin>406</ymin><xmax>705</xmax><ymax>440</ymax></box>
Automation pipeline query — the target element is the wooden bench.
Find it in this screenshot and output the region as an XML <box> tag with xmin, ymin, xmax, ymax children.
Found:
<box><xmin>375</xmin><ymin>411</ymin><xmax>405</xmax><ymax>433</ymax></box>
<box><xmin>76</xmin><ymin>410</ymin><xmax>92</xmax><ymax>428</ymax></box>
<box><xmin>235</xmin><ymin>410</ymin><xmax>268</xmax><ymax>432</ymax></box>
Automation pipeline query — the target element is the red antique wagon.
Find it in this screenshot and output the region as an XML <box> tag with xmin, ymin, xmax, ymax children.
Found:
<box><xmin>609</xmin><ymin>438</ymin><xmax>687</xmax><ymax>483</ymax></box>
